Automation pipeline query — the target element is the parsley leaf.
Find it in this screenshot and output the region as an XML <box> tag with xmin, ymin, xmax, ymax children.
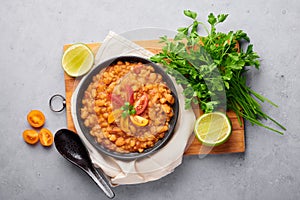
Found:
<box><xmin>121</xmin><ymin>102</ymin><xmax>136</xmax><ymax>118</ymax></box>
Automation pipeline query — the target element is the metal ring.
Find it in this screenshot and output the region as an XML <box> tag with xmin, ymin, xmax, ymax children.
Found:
<box><xmin>49</xmin><ymin>94</ymin><xmax>66</xmax><ymax>112</ymax></box>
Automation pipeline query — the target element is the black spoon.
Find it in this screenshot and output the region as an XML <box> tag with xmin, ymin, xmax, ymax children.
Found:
<box><xmin>54</xmin><ymin>129</ymin><xmax>115</xmax><ymax>199</ymax></box>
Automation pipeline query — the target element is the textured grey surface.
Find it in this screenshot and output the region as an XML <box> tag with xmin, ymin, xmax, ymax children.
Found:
<box><xmin>0</xmin><ymin>0</ymin><xmax>299</xmax><ymax>200</ymax></box>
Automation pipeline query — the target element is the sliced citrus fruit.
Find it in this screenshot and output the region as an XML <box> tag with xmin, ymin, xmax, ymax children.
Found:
<box><xmin>62</xmin><ymin>43</ymin><xmax>94</xmax><ymax>77</ymax></box>
<box><xmin>194</xmin><ymin>112</ymin><xmax>232</xmax><ymax>146</ymax></box>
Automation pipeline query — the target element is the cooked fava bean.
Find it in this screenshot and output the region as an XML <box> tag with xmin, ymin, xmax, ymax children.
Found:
<box><xmin>115</xmin><ymin>137</ymin><xmax>125</xmax><ymax>146</ymax></box>
<box><xmin>109</xmin><ymin>134</ymin><xmax>117</xmax><ymax>142</ymax></box>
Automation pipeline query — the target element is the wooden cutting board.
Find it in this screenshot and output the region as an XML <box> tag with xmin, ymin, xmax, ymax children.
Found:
<box><xmin>63</xmin><ymin>41</ymin><xmax>245</xmax><ymax>156</ymax></box>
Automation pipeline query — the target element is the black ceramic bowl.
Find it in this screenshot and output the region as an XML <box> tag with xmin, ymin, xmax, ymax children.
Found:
<box><xmin>74</xmin><ymin>56</ymin><xmax>179</xmax><ymax>160</ymax></box>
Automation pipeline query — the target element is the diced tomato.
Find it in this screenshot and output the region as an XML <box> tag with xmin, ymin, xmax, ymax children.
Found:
<box><xmin>134</xmin><ymin>94</ymin><xmax>148</xmax><ymax>115</ymax></box>
<box><xmin>107</xmin><ymin>93</ymin><xmax>112</xmax><ymax>101</ymax></box>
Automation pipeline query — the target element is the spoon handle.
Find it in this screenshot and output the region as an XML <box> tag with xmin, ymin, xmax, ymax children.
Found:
<box><xmin>87</xmin><ymin>167</ymin><xmax>115</xmax><ymax>199</ymax></box>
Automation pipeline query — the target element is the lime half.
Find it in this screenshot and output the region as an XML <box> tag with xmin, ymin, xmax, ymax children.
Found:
<box><xmin>194</xmin><ymin>112</ymin><xmax>232</xmax><ymax>146</ymax></box>
<box><xmin>62</xmin><ymin>43</ymin><xmax>94</xmax><ymax>77</ymax></box>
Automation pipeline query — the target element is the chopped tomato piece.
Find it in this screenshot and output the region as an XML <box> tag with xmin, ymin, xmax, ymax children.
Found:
<box><xmin>134</xmin><ymin>94</ymin><xmax>148</xmax><ymax>115</ymax></box>
<box><xmin>108</xmin><ymin>113</ymin><xmax>115</xmax><ymax>124</ymax></box>
<box><xmin>130</xmin><ymin>115</ymin><xmax>149</xmax><ymax>126</ymax></box>
<box><xmin>23</xmin><ymin>130</ymin><xmax>39</xmax><ymax>144</ymax></box>
<box><xmin>27</xmin><ymin>110</ymin><xmax>45</xmax><ymax>128</ymax></box>
<box><xmin>39</xmin><ymin>128</ymin><xmax>53</xmax><ymax>147</ymax></box>
<box><xmin>108</xmin><ymin>109</ymin><xmax>122</xmax><ymax>124</ymax></box>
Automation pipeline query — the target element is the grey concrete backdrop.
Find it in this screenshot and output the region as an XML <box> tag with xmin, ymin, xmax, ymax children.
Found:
<box><xmin>0</xmin><ymin>0</ymin><xmax>299</xmax><ymax>200</ymax></box>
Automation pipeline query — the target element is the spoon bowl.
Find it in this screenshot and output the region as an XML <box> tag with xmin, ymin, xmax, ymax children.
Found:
<box><xmin>54</xmin><ymin>129</ymin><xmax>115</xmax><ymax>199</ymax></box>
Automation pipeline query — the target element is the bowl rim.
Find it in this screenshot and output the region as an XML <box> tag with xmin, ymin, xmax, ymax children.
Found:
<box><xmin>73</xmin><ymin>56</ymin><xmax>179</xmax><ymax>160</ymax></box>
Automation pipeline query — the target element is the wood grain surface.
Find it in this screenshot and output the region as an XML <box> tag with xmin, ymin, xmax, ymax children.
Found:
<box><xmin>63</xmin><ymin>41</ymin><xmax>245</xmax><ymax>156</ymax></box>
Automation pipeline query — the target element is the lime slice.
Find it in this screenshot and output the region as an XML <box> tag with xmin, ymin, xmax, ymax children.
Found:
<box><xmin>62</xmin><ymin>43</ymin><xmax>94</xmax><ymax>77</ymax></box>
<box><xmin>194</xmin><ymin>112</ymin><xmax>232</xmax><ymax>146</ymax></box>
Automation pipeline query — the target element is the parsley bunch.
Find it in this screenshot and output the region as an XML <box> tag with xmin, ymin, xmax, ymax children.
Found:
<box><xmin>150</xmin><ymin>10</ymin><xmax>286</xmax><ymax>134</ymax></box>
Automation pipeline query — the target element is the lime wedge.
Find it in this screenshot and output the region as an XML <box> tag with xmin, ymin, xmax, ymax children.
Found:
<box><xmin>62</xmin><ymin>43</ymin><xmax>94</xmax><ymax>77</ymax></box>
<box><xmin>194</xmin><ymin>112</ymin><xmax>232</xmax><ymax>146</ymax></box>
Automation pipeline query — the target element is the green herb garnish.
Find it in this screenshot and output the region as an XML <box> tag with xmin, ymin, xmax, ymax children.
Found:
<box><xmin>150</xmin><ymin>10</ymin><xmax>286</xmax><ymax>134</ymax></box>
<box><xmin>121</xmin><ymin>102</ymin><xmax>136</xmax><ymax>118</ymax></box>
